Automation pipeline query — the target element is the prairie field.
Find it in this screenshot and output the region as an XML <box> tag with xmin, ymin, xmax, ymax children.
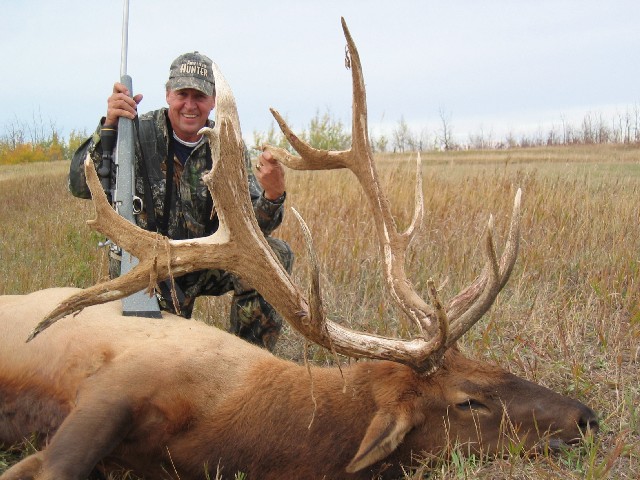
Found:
<box><xmin>0</xmin><ymin>143</ymin><xmax>639</xmax><ymax>479</ymax></box>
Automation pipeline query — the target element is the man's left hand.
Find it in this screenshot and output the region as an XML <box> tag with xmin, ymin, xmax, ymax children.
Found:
<box><xmin>255</xmin><ymin>150</ymin><xmax>285</xmax><ymax>201</ymax></box>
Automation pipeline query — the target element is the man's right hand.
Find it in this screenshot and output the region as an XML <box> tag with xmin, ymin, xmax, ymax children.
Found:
<box><xmin>105</xmin><ymin>82</ymin><xmax>143</xmax><ymax>127</ymax></box>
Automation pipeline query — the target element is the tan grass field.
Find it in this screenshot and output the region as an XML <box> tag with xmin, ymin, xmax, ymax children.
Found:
<box><xmin>1</xmin><ymin>144</ymin><xmax>639</xmax><ymax>479</ymax></box>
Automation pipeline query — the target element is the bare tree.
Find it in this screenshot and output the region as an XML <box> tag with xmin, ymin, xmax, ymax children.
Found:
<box><xmin>370</xmin><ymin>130</ymin><xmax>389</xmax><ymax>153</ymax></box>
<box><xmin>469</xmin><ymin>125</ymin><xmax>494</xmax><ymax>149</ymax></box>
<box><xmin>391</xmin><ymin>116</ymin><xmax>416</xmax><ymax>152</ymax></box>
<box><xmin>438</xmin><ymin>107</ymin><xmax>454</xmax><ymax>150</ymax></box>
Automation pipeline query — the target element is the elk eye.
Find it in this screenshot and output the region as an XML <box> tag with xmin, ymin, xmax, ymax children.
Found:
<box><xmin>456</xmin><ymin>399</ymin><xmax>488</xmax><ymax>411</ymax></box>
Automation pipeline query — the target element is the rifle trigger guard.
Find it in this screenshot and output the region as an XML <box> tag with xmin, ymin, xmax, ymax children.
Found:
<box><xmin>132</xmin><ymin>196</ymin><xmax>143</xmax><ymax>214</ymax></box>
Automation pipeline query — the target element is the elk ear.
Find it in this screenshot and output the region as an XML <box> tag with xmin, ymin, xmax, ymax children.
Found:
<box><xmin>346</xmin><ymin>409</ymin><xmax>413</xmax><ymax>473</ymax></box>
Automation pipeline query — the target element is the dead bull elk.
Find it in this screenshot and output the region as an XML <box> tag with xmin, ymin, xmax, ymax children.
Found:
<box><xmin>1</xmin><ymin>17</ymin><xmax>597</xmax><ymax>480</ymax></box>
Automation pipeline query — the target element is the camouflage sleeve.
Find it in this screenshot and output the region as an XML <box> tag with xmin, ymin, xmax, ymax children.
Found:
<box><xmin>68</xmin><ymin>119</ymin><xmax>104</xmax><ymax>199</ymax></box>
<box><xmin>244</xmin><ymin>145</ymin><xmax>285</xmax><ymax>236</ymax></box>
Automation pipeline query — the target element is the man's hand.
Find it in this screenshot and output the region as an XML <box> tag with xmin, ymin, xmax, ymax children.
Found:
<box><xmin>105</xmin><ymin>82</ymin><xmax>143</xmax><ymax>126</ymax></box>
<box><xmin>255</xmin><ymin>150</ymin><xmax>285</xmax><ymax>201</ymax></box>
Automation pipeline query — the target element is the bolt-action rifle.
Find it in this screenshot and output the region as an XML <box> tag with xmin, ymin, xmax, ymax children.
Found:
<box><xmin>101</xmin><ymin>0</ymin><xmax>161</xmax><ymax>318</ymax></box>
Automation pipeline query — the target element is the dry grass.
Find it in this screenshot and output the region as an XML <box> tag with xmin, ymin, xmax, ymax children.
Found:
<box><xmin>1</xmin><ymin>144</ymin><xmax>639</xmax><ymax>479</ymax></box>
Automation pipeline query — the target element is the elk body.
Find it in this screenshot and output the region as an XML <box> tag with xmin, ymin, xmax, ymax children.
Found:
<box><xmin>1</xmin><ymin>289</ymin><xmax>596</xmax><ymax>480</ymax></box>
<box><xmin>1</xmin><ymin>18</ymin><xmax>597</xmax><ymax>480</ymax></box>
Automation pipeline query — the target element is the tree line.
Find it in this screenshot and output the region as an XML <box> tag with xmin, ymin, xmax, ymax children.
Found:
<box><xmin>2</xmin><ymin>105</ymin><xmax>640</xmax><ymax>165</ymax></box>
<box><xmin>0</xmin><ymin>113</ymin><xmax>86</xmax><ymax>165</ymax></box>
<box><xmin>250</xmin><ymin>105</ymin><xmax>640</xmax><ymax>155</ymax></box>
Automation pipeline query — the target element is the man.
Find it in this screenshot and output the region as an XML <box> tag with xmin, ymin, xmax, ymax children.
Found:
<box><xmin>69</xmin><ymin>52</ymin><xmax>293</xmax><ymax>351</ymax></box>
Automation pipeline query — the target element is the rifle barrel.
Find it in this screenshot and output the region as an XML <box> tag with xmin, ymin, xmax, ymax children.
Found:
<box><xmin>120</xmin><ymin>0</ymin><xmax>129</xmax><ymax>78</ymax></box>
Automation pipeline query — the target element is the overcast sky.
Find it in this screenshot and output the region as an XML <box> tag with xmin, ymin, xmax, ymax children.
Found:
<box><xmin>1</xmin><ymin>0</ymin><xmax>638</xmax><ymax>145</ymax></box>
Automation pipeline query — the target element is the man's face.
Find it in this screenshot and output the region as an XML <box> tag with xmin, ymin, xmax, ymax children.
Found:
<box><xmin>166</xmin><ymin>88</ymin><xmax>215</xmax><ymax>142</ymax></box>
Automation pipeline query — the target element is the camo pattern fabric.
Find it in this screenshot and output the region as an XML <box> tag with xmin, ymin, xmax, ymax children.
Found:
<box><xmin>71</xmin><ymin>108</ymin><xmax>284</xmax><ymax>239</ymax></box>
<box><xmin>157</xmin><ymin>237</ymin><xmax>294</xmax><ymax>351</ymax></box>
<box><xmin>71</xmin><ymin>108</ymin><xmax>292</xmax><ymax>350</ymax></box>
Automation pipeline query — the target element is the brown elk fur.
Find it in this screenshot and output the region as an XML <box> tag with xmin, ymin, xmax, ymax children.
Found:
<box><xmin>1</xmin><ymin>288</ymin><xmax>597</xmax><ymax>480</ymax></box>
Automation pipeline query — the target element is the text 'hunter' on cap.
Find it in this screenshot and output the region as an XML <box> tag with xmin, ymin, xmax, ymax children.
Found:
<box><xmin>167</xmin><ymin>51</ymin><xmax>215</xmax><ymax>96</ymax></box>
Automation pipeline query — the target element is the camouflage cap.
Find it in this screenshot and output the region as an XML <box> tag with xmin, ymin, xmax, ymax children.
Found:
<box><xmin>167</xmin><ymin>51</ymin><xmax>215</xmax><ymax>96</ymax></box>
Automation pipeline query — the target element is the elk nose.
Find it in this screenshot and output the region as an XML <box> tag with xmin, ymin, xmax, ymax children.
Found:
<box><xmin>577</xmin><ymin>406</ymin><xmax>599</xmax><ymax>434</ymax></box>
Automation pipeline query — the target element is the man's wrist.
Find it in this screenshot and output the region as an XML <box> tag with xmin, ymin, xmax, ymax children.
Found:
<box><xmin>264</xmin><ymin>191</ymin><xmax>286</xmax><ymax>204</ymax></box>
<box><xmin>101</xmin><ymin>116</ymin><xmax>118</xmax><ymax>129</ymax></box>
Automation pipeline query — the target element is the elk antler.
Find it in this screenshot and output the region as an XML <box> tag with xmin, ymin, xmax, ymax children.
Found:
<box><xmin>30</xmin><ymin>19</ymin><xmax>521</xmax><ymax>377</ymax></box>
<box><xmin>263</xmin><ymin>17</ymin><xmax>522</xmax><ymax>373</ymax></box>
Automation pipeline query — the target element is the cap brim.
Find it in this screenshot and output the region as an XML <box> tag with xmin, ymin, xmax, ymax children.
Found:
<box><xmin>167</xmin><ymin>77</ymin><xmax>214</xmax><ymax>96</ymax></box>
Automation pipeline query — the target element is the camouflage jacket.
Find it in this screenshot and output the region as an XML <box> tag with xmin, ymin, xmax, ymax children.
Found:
<box><xmin>69</xmin><ymin>108</ymin><xmax>284</xmax><ymax>240</ymax></box>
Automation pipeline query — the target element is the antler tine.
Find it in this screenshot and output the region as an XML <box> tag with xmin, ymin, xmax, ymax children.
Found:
<box><xmin>27</xmin><ymin>160</ymin><xmax>170</xmax><ymax>340</ymax></box>
<box><xmin>446</xmin><ymin>188</ymin><xmax>522</xmax><ymax>343</ymax></box>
